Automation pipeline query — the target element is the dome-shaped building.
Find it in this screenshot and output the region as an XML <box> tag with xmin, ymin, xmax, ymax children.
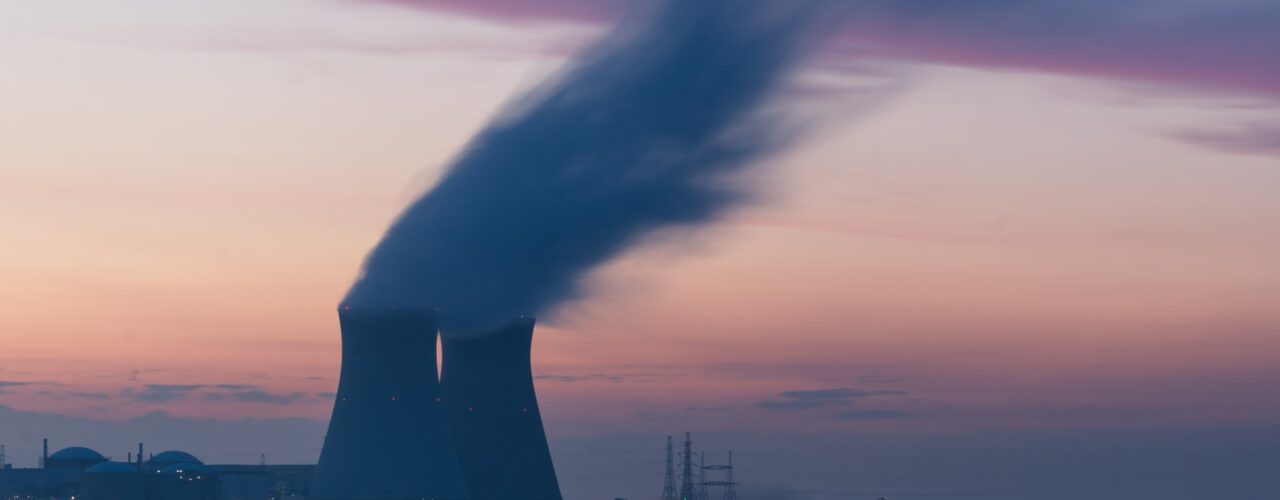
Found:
<box><xmin>81</xmin><ymin>461</ymin><xmax>146</xmax><ymax>500</ymax></box>
<box><xmin>146</xmin><ymin>450</ymin><xmax>202</xmax><ymax>471</ymax></box>
<box><xmin>46</xmin><ymin>446</ymin><xmax>108</xmax><ymax>470</ymax></box>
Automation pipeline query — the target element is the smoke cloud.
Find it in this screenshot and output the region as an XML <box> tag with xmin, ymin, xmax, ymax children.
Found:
<box><xmin>344</xmin><ymin>0</ymin><xmax>843</xmax><ymax>335</ymax></box>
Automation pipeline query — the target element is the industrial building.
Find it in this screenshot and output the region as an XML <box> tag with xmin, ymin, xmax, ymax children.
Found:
<box><xmin>312</xmin><ymin>307</ymin><xmax>561</xmax><ymax>500</ymax></box>
<box><xmin>311</xmin><ymin>307</ymin><xmax>470</xmax><ymax>499</ymax></box>
<box><xmin>440</xmin><ymin>318</ymin><xmax>561</xmax><ymax>500</ymax></box>
<box><xmin>0</xmin><ymin>440</ymin><xmax>314</xmax><ymax>499</ymax></box>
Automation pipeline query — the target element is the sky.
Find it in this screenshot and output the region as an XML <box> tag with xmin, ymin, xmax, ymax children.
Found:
<box><xmin>2</xmin><ymin>1</ymin><xmax>1279</xmax><ymax>499</ymax></box>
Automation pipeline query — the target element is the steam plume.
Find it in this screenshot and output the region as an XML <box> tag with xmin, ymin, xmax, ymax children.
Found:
<box><xmin>344</xmin><ymin>0</ymin><xmax>842</xmax><ymax>335</ymax></box>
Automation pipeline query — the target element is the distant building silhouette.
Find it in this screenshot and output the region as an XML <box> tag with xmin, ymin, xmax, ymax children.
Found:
<box><xmin>0</xmin><ymin>442</ymin><xmax>313</xmax><ymax>499</ymax></box>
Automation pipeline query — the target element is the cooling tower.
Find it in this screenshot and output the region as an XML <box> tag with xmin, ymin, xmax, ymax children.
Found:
<box><xmin>440</xmin><ymin>318</ymin><xmax>563</xmax><ymax>500</ymax></box>
<box><xmin>312</xmin><ymin>307</ymin><xmax>469</xmax><ymax>500</ymax></box>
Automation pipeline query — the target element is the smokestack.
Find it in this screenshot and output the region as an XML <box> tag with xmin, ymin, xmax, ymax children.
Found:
<box><xmin>441</xmin><ymin>318</ymin><xmax>561</xmax><ymax>500</ymax></box>
<box><xmin>312</xmin><ymin>307</ymin><xmax>469</xmax><ymax>499</ymax></box>
<box><xmin>42</xmin><ymin>438</ymin><xmax>48</xmax><ymax>469</ymax></box>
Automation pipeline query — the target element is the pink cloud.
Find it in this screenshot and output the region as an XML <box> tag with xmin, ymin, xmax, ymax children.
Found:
<box><xmin>370</xmin><ymin>0</ymin><xmax>617</xmax><ymax>24</ymax></box>
<box><xmin>1171</xmin><ymin>123</ymin><xmax>1280</xmax><ymax>158</ymax></box>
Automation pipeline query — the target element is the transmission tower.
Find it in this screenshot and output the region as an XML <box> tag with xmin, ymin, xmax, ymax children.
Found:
<box><xmin>699</xmin><ymin>450</ymin><xmax>739</xmax><ymax>500</ymax></box>
<box><xmin>662</xmin><ymin>436</ymin><xmax>677</xmax><ymax>500</ymax></box>
<box><xmin>679</xmin><ymin>432</ymin><xmax>695</xmax><ymax>500</ymax></box>
<box><xmin>1</xmin><ymin>444</ymin><xmax>6</xmax><ymax>468</ymax></box>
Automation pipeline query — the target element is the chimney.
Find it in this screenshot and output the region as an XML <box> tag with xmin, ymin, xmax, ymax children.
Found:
<box><xmin>138</xmin><ymin>443</ymin><xmax>144</xmax><ymax>469</ymax></box>
<box><xmin>42</xmin><ymin>438</ymin><xmax>48</xmax><ymax>469</ymax></box>
<box><xmin>440</xmin><ymin>317</ymin><xmax>562</xmax><ymax>500</ymax></box>
<box><xmin>312</xmin><ymin>307</ymin><xmax>469</xmax><ymax>499</ymax></box>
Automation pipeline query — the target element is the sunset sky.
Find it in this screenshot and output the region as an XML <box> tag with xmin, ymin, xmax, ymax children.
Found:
<box><xmin>2</xmin><ymin>1</ymin><xmax>1279</xmax><ymax>498</ymax></box>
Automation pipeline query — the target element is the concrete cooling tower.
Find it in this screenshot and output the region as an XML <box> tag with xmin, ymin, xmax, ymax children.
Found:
<box><xmin>441</xmin><ymin>318</ymin><xmax>563</xmax><ymax>500</ymax></box>
<box><xmin>312</xmin><ymin>307</ymin><xmax>469</xmax><ymax>500</ymax></box>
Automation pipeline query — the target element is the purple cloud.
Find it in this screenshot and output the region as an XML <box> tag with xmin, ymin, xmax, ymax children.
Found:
<box><xmin>756</xmin><ymin>387</ymin><xmax>906</xmax><ymax>410</ymax></box>
<box><xmin>369</xmin><ymin>0</ymin><xmax>1280</xmax><ymax>98</ymax></box>
<box><xmin>370</xmin><ymin>0</ymin><xmax>617</xmax><ymax>24</ymax></box>
<box><xmin>1172</xmin><ymin>123</ymin><xmax>1280</xmax><ymax>158</ymax></box>
<box><xmin>120</xmin><ymin>384</ymin><xmax>205</xmax><ymax>403</ymax></box>
<box><xmin>226</xmin><ymin>389</ymin><xmax>306</xmax><ymax>405</ymax></box>
<box><xmin>200</xmin><ymin>386</ymin><xmax>308</xmax><ymax>405</ymax></box>
<box><xmin>835</xmin><ymin>409</ymin><xmax>913</xmax><ymax>420</ymax></box>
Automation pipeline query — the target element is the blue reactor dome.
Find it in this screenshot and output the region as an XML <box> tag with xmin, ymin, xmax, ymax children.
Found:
<box><xmin>50</xmin><ymin>446</ymin><xmax>106</xmax><ymax>461</ymax></box>
<box><xmin>45</xmin><ymin>446</ymin><xmax>109</xmax><ymax>470</ymax></box>
<box><xmin>149</xmin><ymin>450</ymin><xmax>202</xmax><ymax>468</ymax></box>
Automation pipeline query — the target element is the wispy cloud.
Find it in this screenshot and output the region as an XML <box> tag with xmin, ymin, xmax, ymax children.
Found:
<box><xmin>855</xmin><ymin>375</ymin><xmax>902</xmax><ymax>384</ymax></box>
<box><xmin>371</xmin><ymin>0</ymin><xmax>1280</xmax><ymax>99</ymax></box>
<box><xmin>781</xmin><ymin>388</ymin><xmax>874</xmax><ymax>400</ymax></box>
<box><xmin>756</xmin><ymin>387</ymin><xmax>905</xmax><ymax>411</ymax></box>
<box><xmin>835</xmin><ymin>409</ymin><xmax>913</xmax><ymax>420</ymax></box>
<box><xmin>212</xmin><ymin>384</ymin><xmax>259</xmax><ymax>391</ymax></box>
<box><xmin>33</xmin><ymin>390</ymin><xmax>111</xmax><ymax>401</ymax></box>
<box><xmin>0</xmin><ymin>381</ymin><xmax>33</xmax><ymax>395</ymax></box>
<box><xmin>1171</xmin><ymin>123</ymin><xmax>1280</xmax><ymax>158</ymax></box>
<box><xmin>120</xmin><ymin>383</ymin><xmax>311</xmax><ymax>405</ymax></box>
<box><xmin>225</xmin><ymin>389</ymin><xmax>306</xmax><ymax>405</ymax></box>
<box><xmin>120</xmin><ymin>384</ymin><xmax>205</xmax><ymax>403</ymax></box>
<box><xmin>199</xmin><ymin>386</ymin><xmax>308</xmax><ymax>405</ymax></box>
<box><xmin>756</xmin><ymin>399</ymin><xmax>849</xmax><ymax>410</ymax></box>
<box><xmin>533</xmin><ymin>372</ymin><xmax>659</xmax><ymax>383</ymax></box>
<box><xmin>682</xmin><ymin>406</ymin><xmax>733</xmax><ymax>413</ymax></box>
<box><xmin>68</xmin><ymin>391</ymin><xmax>111</xmax><ymax>400</ymax></box>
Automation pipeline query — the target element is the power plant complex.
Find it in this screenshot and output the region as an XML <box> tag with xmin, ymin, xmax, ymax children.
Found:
<box><xmin>0</xmin><ymin>440</ymin><xmax>314</xmax><ymax>499</ymax></box>
<box><xmin>1</xmin><ymin>433</ymin><xmax>740</xmax><ymax>500</ymax></box>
